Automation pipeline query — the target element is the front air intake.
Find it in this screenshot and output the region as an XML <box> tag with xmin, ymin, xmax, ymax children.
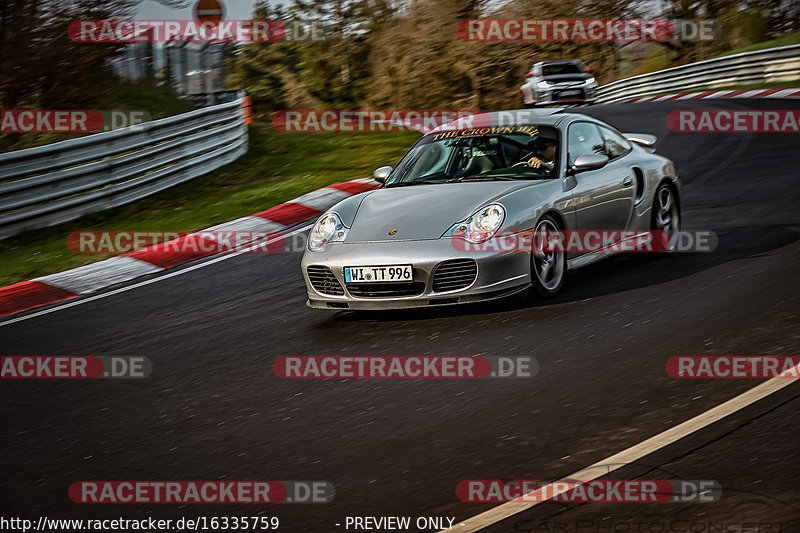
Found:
<box><xmin>307</xmin><ymin>265</ymin><xmax>344</xmax><ymax>296</ymax></box>
<box><xmin>432</xmin><ymin>259</ymin><xmax>478</xmax><ymax>292</ymax></box>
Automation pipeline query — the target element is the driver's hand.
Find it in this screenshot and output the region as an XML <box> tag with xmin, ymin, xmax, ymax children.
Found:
<box><xmin>526</xmin><ymin>156</ymin><xmax>545</xmax><ymax>168</ymax></box>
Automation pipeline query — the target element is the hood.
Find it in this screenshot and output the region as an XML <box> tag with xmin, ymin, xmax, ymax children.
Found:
<box><xmin>345</xmin><ymin>182</ymin><xmax>533</xmax><ymax>242</ymax></box>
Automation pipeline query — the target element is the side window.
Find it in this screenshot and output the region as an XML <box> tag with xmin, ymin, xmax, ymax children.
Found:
<box><xmin>567</xmin><ymin>122</ymin><xmax>607</xmax><ymax>165</ymax></box>
<box><xmin>599</xmin><ymin>126</ymin><xmax>632</xmax><ymax>159</ymax></box>
<box><xmin>408</xmin><ymin>142</ymin><xmax>447</xmax><ymax>177</ymax></box>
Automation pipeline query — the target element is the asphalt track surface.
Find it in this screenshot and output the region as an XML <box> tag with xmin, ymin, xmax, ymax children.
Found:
<box><xmin>2</xmin><ymin>99</ymin><xmax>799</xmax><ymax>532</ymax></box>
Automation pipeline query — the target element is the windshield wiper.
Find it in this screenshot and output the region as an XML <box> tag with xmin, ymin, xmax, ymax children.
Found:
<box><xmin>484</xmin><ymin>173</ymin><xmax>552</xmax><ymax>180</ymax></box>
<box><xmin>385</xmin><ymin>179</ymin><xmax>432</xmax><ymax>187</ymax></box>
<box><xmin>446</xmin><ymin>175</ymin><xmax>518</xmax><ymax>183</ymax></box>
<box><xmin>386</xmin><ymin>171</ymin><xmax>450</xmax><ymax>187</ymax></box>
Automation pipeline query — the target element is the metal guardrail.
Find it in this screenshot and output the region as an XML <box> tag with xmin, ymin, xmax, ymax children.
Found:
<box><xmin>595</xmin><ymin>44</ymin><xmax>800</xmax><ymax>103</ymax></box>
<box><xmin>0</xmin><ymin>96</ymin><xmax>249</xmax><ymax>239</ymax></box>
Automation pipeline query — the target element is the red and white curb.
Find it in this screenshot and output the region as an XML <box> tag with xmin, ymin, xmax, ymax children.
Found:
<box><xmin>0</xmin><ymin>179</ymin><xmax>378</xmax><ymax>318</ymax></box>
<box><xmin>604</xmin><ymin>87</ymin><xmax>800</xmax><ymax>104</ymax></box>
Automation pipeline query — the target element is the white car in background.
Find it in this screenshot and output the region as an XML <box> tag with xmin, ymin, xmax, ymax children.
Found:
<box><xmin>521</xmin><ymin>60</ymin><xmax>598</xmax><ymax>107</ymax></box>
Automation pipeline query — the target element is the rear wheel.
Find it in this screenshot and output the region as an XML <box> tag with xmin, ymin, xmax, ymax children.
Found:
<box><xmin>530</xmin><ymin>215</ymin><xmax>567</xmax><ymax>297</ymax></box>
<box><xmin>651</xmin><ymin>182</ymin><xmax>680</xmax><ymax>252</ymax></box>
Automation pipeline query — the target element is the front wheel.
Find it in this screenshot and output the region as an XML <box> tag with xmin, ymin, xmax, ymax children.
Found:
<box><xmin>651</xmin><ymin>182</ymin><xmax>681</xmax><ymax>252</ymax></box>
<box><xmin>530</xmin><ymin>215</ymin><xmax>567</xmax><ymax>297</ymax></box>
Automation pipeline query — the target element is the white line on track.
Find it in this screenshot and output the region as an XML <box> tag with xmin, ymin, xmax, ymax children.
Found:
<box><xmin>442</xmin><ymin>361</ymin><xmax>800</xmax><ymax>532</ymax></box>
<box><xmin>0</xmin><ymin>224</ymin><xmax>314</xmax><ymax>328</ymax></box>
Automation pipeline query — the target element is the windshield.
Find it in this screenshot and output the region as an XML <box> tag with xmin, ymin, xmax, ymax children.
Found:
<box><xmin>385</xmin><ymin>125</ymin><xmax>560</xmax><ymax>187</ymax></box>
<box><xmin>542</xmin><ymin>63</ymin><xmax>583</xmax><ymax>76</ymax></box>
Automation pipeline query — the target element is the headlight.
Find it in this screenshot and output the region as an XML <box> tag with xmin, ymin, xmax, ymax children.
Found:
<box><xmin>537</xmin><ymin>81</ymin><xmax>551</xmax><ymax>89</ymax></box>
<box><xmin>444</xmin><ymin>204</ymin><xmax>506</xmax><ymax>243</ymax></box>
<box><xmin>308</xmin><ymin>212</ymin><xmax>348</xmax><ymax>251</ymax></box>
<box><xmin>584</xmin><ymin>77</ymin><xmax>596</xmax><ymax>85</ymax></box>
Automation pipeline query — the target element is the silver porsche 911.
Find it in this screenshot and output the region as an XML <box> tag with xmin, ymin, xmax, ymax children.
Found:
<box><xmin>301</xmin><ymin>109</ymin><xmax>680</xmax><ymax>310</ymax></box>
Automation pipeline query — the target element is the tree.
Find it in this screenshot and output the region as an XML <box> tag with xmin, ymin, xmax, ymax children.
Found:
<box><xmin>0</xmin><ymin>0</ymin><xmax>136</xmax><ymax>109</ymax></box>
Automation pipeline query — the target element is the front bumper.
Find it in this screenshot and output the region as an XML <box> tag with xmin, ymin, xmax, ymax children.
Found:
<box><xmin>301</xmin><ymin>239</ymin><xmax>531</xmax><ymax>310</ymax></box>
<box><xmin>533</xmin><ymin>85</ymin><xmax>596</xmax><ymax>105</ymax></box>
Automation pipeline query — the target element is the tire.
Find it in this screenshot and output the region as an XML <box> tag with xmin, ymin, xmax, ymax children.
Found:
<box><xmin>530</xmin><ymin>215</ymin><xmax>567</xmax><ymax>298</ymax></box>
<box><xmin>651</xmin><ymin>182</ymin><xmax>681</xmax><ymax>253</ymax></box>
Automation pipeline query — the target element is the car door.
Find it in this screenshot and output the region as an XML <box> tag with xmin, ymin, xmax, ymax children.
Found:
<box><xmin>567</xmin><ymin>121</ymin><xmax>634</xmax><ymax>234</ymax></box>
<box><xmin>597</xmin><ymin>124</ymin><xmax>637</xmax><ymax>223</ymax></box>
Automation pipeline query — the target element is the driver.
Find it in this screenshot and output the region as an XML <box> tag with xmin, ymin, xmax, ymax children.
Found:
<box><xmin>521</xmin><ymin>136</ymin><xmax>557</xmax><ymax>171</ymax></box>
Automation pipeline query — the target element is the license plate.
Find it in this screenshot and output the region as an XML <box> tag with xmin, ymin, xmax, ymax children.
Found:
<box><xmin>344</xmin><ymin>265</ymin><xmax>413</xmax><ymax>283</ymax></box>
<box><xmin>558</xmin><ymin>90</ymin><xmax>581</xmax><ymax>97</ymax></box>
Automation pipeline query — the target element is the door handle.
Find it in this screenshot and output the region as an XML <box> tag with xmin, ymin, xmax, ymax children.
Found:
<box><xmin>622</xmin><ymin>176</ymin><xmax>633</xmax><ymax>187</ymax></box>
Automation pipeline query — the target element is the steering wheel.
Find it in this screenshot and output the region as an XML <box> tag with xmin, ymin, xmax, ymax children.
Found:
<box><xmin>512</xmin><ymin>151</ymin><xmax>537</xmax><ymax>167</ymax></box>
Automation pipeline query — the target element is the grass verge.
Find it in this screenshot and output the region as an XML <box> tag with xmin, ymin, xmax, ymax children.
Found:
<box><xmin>0</xmin><ymin>124</ymin><xmax>418</xmax><ymax>286</ymax></box>
<box><xmin>0</xmin><ymin>84</ymin><xmax>194</xmax><ymax>153</ymax></box>
<box><xmin>716</xmin><ymin>31</ymin><xmax>800</xmax><ymax>57</ymax></box>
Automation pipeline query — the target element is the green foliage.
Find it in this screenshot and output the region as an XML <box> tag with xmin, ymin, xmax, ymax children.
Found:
<box><xmin>105</xmin><ymin>84</ymin><xmax>194</xmax><ymax>119</ymax></box>
<box><xmin>224</xmin><ymin>0</ymin><xmax>798</xmax><ymax>113</ymax></box>
<box><xmin>636</xmin><ymin>44</ymin><xmax>673</xmax><ymax>75</ymax></box>
<box><xmin>0</xmin><ymin>0</ymin><xmax>137</xmax><ymax>110</ymax></box>
<box><xmin>719</xmin><ymin>7</ymin><xmax>769</xmax><ymax>49</ymax></box>
<box><xmin>716</xmin><ymin>30</ymin><xmax>800</xmax><ymax>57</ymax></box>
<box><xmin>0</xmin><ymin>84</ymin><xmax>191</xmax><ymax>152</ymax></box>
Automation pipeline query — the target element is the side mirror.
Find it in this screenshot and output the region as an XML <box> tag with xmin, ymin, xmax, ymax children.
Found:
<box><xmin>373</xmin><ymin>166</ymin><xmax>393</xmax><ymax>183</ymax></box>
<box><xmin>584</xmin><ymin>68</ymin><xmax>594</xmax><ymax>73</ymax></box>
<box><xmin>525</xmin><ymin>72</ymin><xmax>535</xmax><ymax>78</ymax></box>
<box><xmin>572</xmin><ymin>154</ymin><xmax>608</xmax><ymax>173</ymax></box>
